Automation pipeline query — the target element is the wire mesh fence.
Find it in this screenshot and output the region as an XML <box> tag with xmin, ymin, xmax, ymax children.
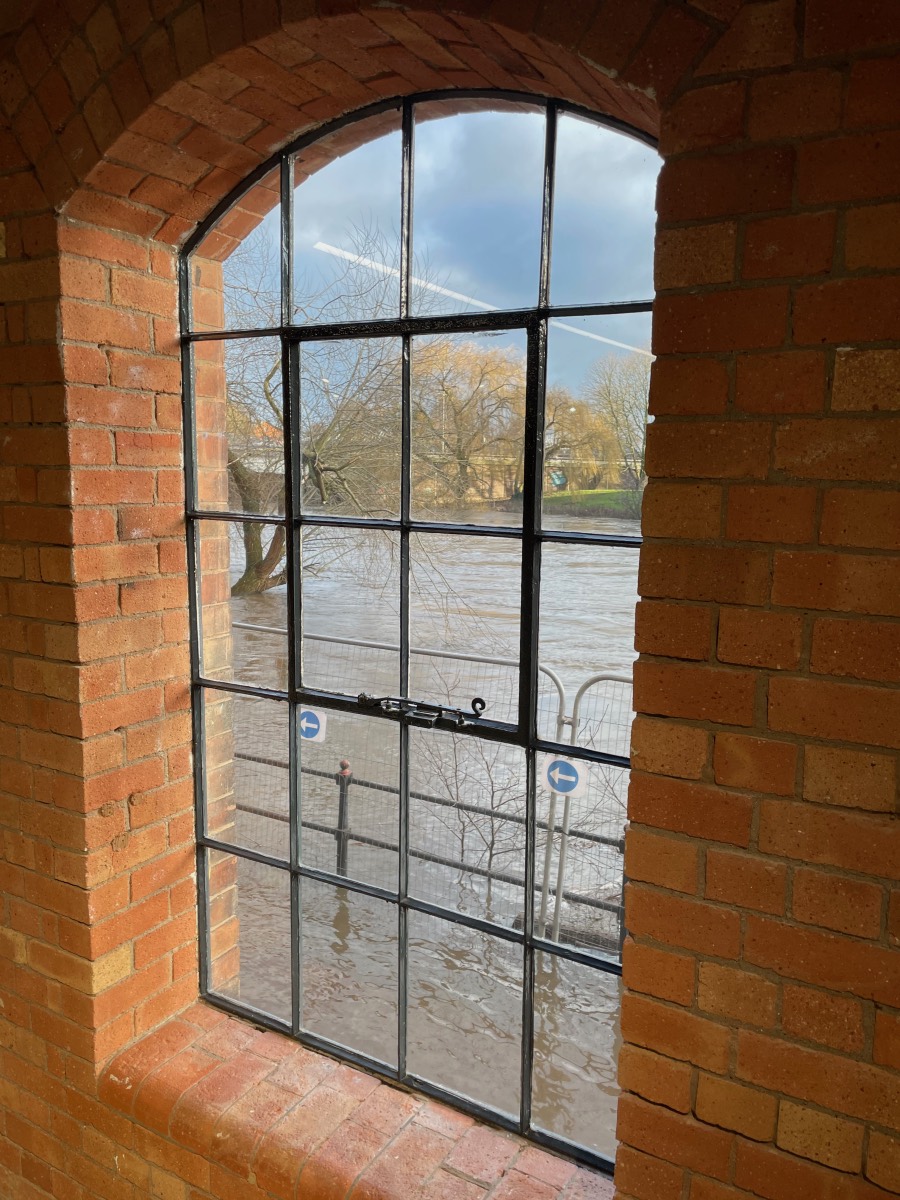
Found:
<box><xmin>225</xmin><ymin>625</ymin><xmax>632</xmax><ymax>955</ymax></box>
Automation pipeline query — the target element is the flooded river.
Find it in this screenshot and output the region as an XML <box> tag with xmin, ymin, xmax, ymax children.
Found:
<box><xmin>202</xmin><ymin>511</ymin><xmax>639</xmax><ymax>1159</ymax></box>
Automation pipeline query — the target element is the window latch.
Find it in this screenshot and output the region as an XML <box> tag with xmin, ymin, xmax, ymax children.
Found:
<box><xmin>358</xmin><ymin>693</ymin><xmax>487</xmax><ymax>728</ymax></box>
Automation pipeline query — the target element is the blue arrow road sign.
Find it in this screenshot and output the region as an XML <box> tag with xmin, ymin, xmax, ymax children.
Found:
<box><xmin>541</xmin><ymin>756</ymin><xmax>585</xmax><ymax>796</ymax></box>
<box><xmin>298</xmin><ymin>708</ymin><xmax>327</xmax><ymax>742</ymax></box>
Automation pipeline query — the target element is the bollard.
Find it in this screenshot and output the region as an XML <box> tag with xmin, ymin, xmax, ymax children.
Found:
<box><xmin>335</xmin><ymin>758</ymin><xmax>352</xmax><ymax>876</ymax></box>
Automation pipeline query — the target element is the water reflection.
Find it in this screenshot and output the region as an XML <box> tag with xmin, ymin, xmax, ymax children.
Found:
<box><xmin>207</xmin><ymin>509</ymin><xmax>637</xmax><ymax>1157</ymax></box>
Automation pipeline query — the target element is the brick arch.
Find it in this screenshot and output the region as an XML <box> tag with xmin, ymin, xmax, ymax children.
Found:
<box><xmin>0</xmin><ymin>1</ymin><xmax>731</xmax><ymax>238</ymax></box>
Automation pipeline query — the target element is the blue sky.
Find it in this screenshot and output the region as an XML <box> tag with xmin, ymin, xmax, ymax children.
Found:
<box><xmin>215</xmin><ymin>104</ymin><xmax>660</xmax><ymax>394</ymax></box>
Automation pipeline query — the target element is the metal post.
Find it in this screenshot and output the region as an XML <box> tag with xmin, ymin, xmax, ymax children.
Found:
<box><xmin>551</xmin><ymin>792</ymin><xmax>573</xmax><ymax>942</ymax></box>
<box><xmin>336</xmin><ymin>758</ymin><xmax>352</xmax><ymax>876</ymax></box>
<box><xmin>537</xmin><ymin>791</ymin><xmax>557</xmax><ymax>933</ymax></box>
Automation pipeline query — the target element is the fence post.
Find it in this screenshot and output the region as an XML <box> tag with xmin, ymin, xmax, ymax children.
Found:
<box><xmin>336</xmin><ymin>758</ymin><xmax>352</xmax><ymax>876</ymax></box>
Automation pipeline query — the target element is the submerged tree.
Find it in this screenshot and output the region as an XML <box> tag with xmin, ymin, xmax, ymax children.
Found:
<box><xmin>583</xmin><ymin>351</ymin><xmax>651</xmax><ymax>512</ymax></box>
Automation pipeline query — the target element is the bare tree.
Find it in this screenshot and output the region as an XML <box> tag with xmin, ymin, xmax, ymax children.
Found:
<box><xmin>583</xmin><ymin>351</ymin><xmax>651</xmax><ymax>512</ymax></box>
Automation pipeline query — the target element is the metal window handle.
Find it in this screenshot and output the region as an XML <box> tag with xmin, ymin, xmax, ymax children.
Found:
<box><xmin>357</xmin><ymin>693</ymin><xmax>487</xmax><ymax>728</ymax></box>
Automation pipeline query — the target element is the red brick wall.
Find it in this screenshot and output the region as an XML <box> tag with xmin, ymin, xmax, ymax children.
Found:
<box><xmin>0</xmin><ymin>2</ymin><xmax>898</xmax><ymax>1199</ymax></box>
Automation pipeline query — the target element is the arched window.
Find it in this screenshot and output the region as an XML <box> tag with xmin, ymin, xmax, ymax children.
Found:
<box><xmin>182</xmin><ymin>92</ymin><xmax>658</xmax><ymax>1169</ymax></box>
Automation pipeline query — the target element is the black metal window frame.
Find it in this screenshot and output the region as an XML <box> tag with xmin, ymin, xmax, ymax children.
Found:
<box><xmin>180</xmin><ymin>90</ymin><xmax>655</xmax><ymax>1175</ymax></box>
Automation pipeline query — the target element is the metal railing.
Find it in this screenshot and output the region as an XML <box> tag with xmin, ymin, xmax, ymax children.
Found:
<box><xmin>228</xmin><ymin>623</ymin><xmax>633</xmax><ymax>952</ymax></box>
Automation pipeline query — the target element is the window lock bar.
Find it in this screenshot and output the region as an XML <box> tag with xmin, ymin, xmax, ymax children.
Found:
<box><xmin>357</xmin><ymin>692</ymin><xmax>486</xmax><ymax>728</ymax></box>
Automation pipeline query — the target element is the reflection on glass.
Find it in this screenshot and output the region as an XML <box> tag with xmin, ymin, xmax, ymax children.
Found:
<box><xmin>194</xmin><ymin>337</ymin><xmax>284</xmax><ymax>516</ymax></box>
<box><xmin>202</xmin><ymin>688</ymin><xmax>289</xmax><ymax>861</ymax></box>
<box><xmin>408</xmin><ymin>730</ymin><xmax>526</xmax><ymax>928</ymax></box>
<box><xmin>538</xmin><ymin>542</ymin><xmax>637</xmax><ymax>746</ymax></box>
<box><xmin>190</xmin><ymin>167</ymin><xmax>281</xmax><ymax>332</ymax></box>
<box><xmin>408</xmin><ymin>912</ymin><xmax>522</xmax><ymax>1116</ymax></box>
<box><xmin>300</xmin><ymin>338</ymin><xmax>401</xmax><ymax>519</ymax></box>
<box><xmin>534</xmin><ymin>759</ymin><xmax>627</xmax><ymax>957</ymax></box>
<box><xmin>532</xmin><ymin>954</ymin><xmax>620</xmax><ymax>1160</ymax></box>
<box><xmin>299</xmin><ymin>880</ymin><xmax>398</xmax><ymax>1067</ymax></box>
<box><xmin>551</xmin><ymin>113</ymin><xmax>659</xmax><ymax>306</ymax></box>
<box><xmin>207</xmin><ymin>849</ymin><xmax>292</xmax><ymax>1024</ymax></box>
<box><xmin>197</xmin><ymin>519</ymin><xmax>288</xmax><ymax>691</ymax></box>
<box><xmin>411</xmin><ymin>330</ymin><xmax>526</xmax><ymax>526</ymax></box>
<box><xmin>292</xmin><ymin>109</ymin><xmax>402</xmax><ymax>325</ymax></box>
<box><xmin>409</xmin><ymin>533</ymin><xmax>521</xmax><ymax>722</ymax></box>
<box><xmin>411</xmin><ymin>101</ymin><xmax>545</xmax><ymax>315</ymax></box>
<box><xmin>297</xmin><ymin>708</ymin><xmax>399</xmax><ymax>893</ymax></box>
<box><xmin>543</xmin><ymin>312</ymin><xmax>651</xmax><ymax>533</ymax></box>
<box><xmin>301</xmin><ymin>526</ymin><xmax>400</xmax><ymax>698</ymax></box>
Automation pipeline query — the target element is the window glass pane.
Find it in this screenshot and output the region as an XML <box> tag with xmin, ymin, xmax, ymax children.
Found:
<box><xmin>301</xmin><ymin>526</ymin><xmax>400</xmax><ymax>698</ymax></box>
<box><xmin>292</xmin><ymin>109</ymin><xmax>402</xmax><ymax>325</ymax></box>
<box><xmin>193</xmin><ymin>337</ymin><xmax>284</xmax><ymax>516</ymax></box>
<box><xmin>408</xmin><ymin>730</ymin><xmax>526</xmax><ymax>929</ymax></box>
<box><xmin>202</xmin><ymin>688</ymin><xmax>289</xmax><ymax>861</ymax></box>
<box><xmin>533</xmin><ymin>760</ymin><xmax>627</xmax><ymax>958</ymax></box>
<box><xmin>538</xmin><ymin>542</ymin><xmax>637</xmax><ymax>747</ymax></box>
<box><xmin>409</xmin><ymin>533</ymin><xmax>521</xmax><ymax>723</ymax></box>
<box><xmin>407</xmin><ymin>912</ymin><xmax>522</xmax><ymax>1117</ymax></box>
<box><xmin>532</xmin><ymin>954</ymin><xmax>620</xmax><ymax>1160</ymax></box>
<box><xmin>300</xmin><ymin>337</ymin><xmax>401</xmax><ymax>519</ymax></box>
<box><xmin>543</xmin><ymin>312</ymin><xmax>651</xmax><ymax>534</ymax></box>
<box><xmin>298</xmin><ymin>708</ymin><xmax>399</xmax><ymax>893</ymax></box>
<box><xmin>207</xmin><ymin>849</ymin><xmax>292</xmax><ymax>1025</ymax></box>
<box><xmin>197</xmin><ymin>518</ymin><xmax>288</xmax><ymax>691</ymax></box>
<box><xmin>411</xmin><ymin>330</ymin><xmax>526</xmax><ymax>526</ymax></box>
<box><xmin>190</xmin><ymin>166</ymin><xmax>281</xmax><ymax>332</ymax></box>
<box><xmin>551</xmin><ymin>114</ymin><xmax>659</xmax><ymax>306</ymax></box>
<box><xmin>299</xmin><ymin>879</ymin><xmax>398</xmax><ymax>1067</ymax></box>
<box><xmin>411</xmin><ymin>101</ymin><xmax>545</xmax><ymax>315</ymax></box>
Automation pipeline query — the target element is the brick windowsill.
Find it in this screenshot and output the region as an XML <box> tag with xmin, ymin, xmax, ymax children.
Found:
<box><xmin>99</xmin><ymin>1001</ymin><xmax>616</xmax><ymax>1200</ymax></box>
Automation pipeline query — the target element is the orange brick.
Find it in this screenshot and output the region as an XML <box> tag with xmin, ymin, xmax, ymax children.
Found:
<box><xmin>797</xmin><ymin>131</ymin><xmax>900</xmax><ymax>204</ymax></box>
<box><xmin>803</xmin><ymin>744</ymin><xmax>897</xmax><ymax>813</ymax></box>
<box><xmin>792</xmin><ymin>866</ymin><xmax>884</xmax><ymax>939</ymax></box>
<box><xmin>626</xmin><ymin>884</ymin><xmax>741</xmax><ymax>960</ymax></box>
<box><xmin>641</xmin><ymin>482</ymin><xmax>722</xmax><ymax>539</ymax></box>
<box><xmin>832</xmin><ymin>348</ymin><xmax>900</xmax><ymax>412</ymax></box>
<box><xmin>648</xmin><ymin>358</ymin><xmax>729</xmax><ymax>417</ymax></box>
<box><xmin>727</xmin><ymin>477</ymin><xmax>819</xmax><ymax>543</ymax></box>
<box><xmin>874</xmin><ymin>1009</ymin><xmax>900</xmax><ymax>1071</ymax></box>
<box><xmin>640</xmin><ymin>545</ymin><xmax>770</xmax><ymax>605</ymax></box>
<box><xmin>695</xmin><ymin>1074</ymin><xmax>777</xmax><ymax>1141</ymax></box>
<box><xmin>775</xmin><ymin>418</ymin><xmax>900</xmax><ymax>483</ymax></box>
<box><xmin>713</xmin><ymin>733</ymin><xmax>797</xmax><ymax>796</ymax></box>
<box><xmin>761</xmin><ymin>797</ymin><xmax>900</xmax><ymax>879</ymax></box>
<box><xmin>630</xmin><ymin>717</ymin><xmax>708</xmax><ymax>780</ymax></box>
<box><xmin>698</xmin><ymin>961</ymin><xmax>778</xmax><ymax>1028</ymax></box>
<box><xmin>655</xmin><ymin>222</ymin><xmax>736</xmax><ymax>290</ymax></box>
<box><xmin>645</xmin><ymin>421</ymin><xmax>772</xmax><ymax>481</ymax></box>
<box><xmin>845</xmin><ymin>200</ymin><xmax>900</xmax><ymax>271</ymax></box>
<box><xmin>781</xmin><ymin>984</ymin><xmax>865</xmax><ymax>1055</ymax></box>
<box><xmin>618</xmin><ymin>1044</ymin><xmax>692</xmax><ymax>1113</ymax></box>
<box><xmin>634</xmin><ymin>661</ymin><xmax>758</xmax><ymax>727</ymax></box>
<box><xmin>717</xmin><ymin>607</ymin><xmax>802</xmax><ymax>670</ymax></box>
<box><xmin>820</xmin><ymin>489</ymin><xmax>900</xmax><ymax>551</ymax></box>
<box><xmin>748</xmin><ymin>68</ymin><xmax>843</xmax><ymax>139</ymax></box>
<box><xmin>622</xmin><ymin>938</ymin><xmax>696</xmax><ymax>1007</ymax></box>
<box><xmin>614</xmin><ymin>1146</ymin><xmax>684</xmax><ymax>1200</ymax></box>
<box><xmin>811</xmin><ymin>616</ymin><xmax>900</xmax><ymax>685</ymax></box>
<box><xmin>794</xmin><ymin>277</ymin><xmax>900</xmax><ymax>345</ymax></box>
<box><xmin>867</xmin><ymin>1131</ymin><xmax>900</xmax><ymax>1194</ymax></box>
<box><xmin>657</xmin><ymin>148</ymin><xmax>793</xmax><ymax>224</ymax></box>
<box><xmin>629</xmin><ymin>773</ymin><xmax>753</xmax><ymax>847</ymax></box>
<box><xmin>705</xmin><ymin>848</ymin><xmax>786</xmax><ymax>916</ymax></box>
<box><xmin>743</xmin><ymin>213</ymin><xmax>835</xmax><ymax>282</ymax></box>
<box><xmin>616</xmin><ymin>1094</ymin><xmax>733</xmax><ymax>1181</ymax></box>
<box><xmin>634</xmin><ymin>600</ymin><xmax>712</xmax><ymax>661</ymax></box>
<box><xmin>734</xmin><ymin>352</ymin><xmax>825</xmax><ymax>416</ymax></box>
<box><xmin>776</xmin><ymin>1101</ymin><xmax>863</xmax><ymax>1173</ymax></box>
<box><xmin>769</xmin><ymin>675</ymin><xmax>900</xmax><ymax>749</ymax></box>
<box><xmin>625</xmin><ymin>826</ymin><xmax>700</xmax><ymax>894</ymax></box>
<box><xmin>660</xmin><ymin>83</ymin><xmax>746</xmax><ymax>157</ymax></box>
<box><xmin>744</xmin><ymin>916</ymin><xmax>898</xmax><ymax>1005</ymax></box>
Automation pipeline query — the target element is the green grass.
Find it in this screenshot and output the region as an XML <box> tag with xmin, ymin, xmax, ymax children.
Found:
<box><xmin>542</xmin><ymin>488</ymin><xmax>642</xmax><ymax>517</ymax></box>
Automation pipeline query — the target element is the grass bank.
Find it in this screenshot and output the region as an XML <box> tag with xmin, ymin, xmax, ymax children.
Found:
<box><xmin>542</xmin><ymin>488</ymin><xmax>642</xmax><ymax>519</ymax></box>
